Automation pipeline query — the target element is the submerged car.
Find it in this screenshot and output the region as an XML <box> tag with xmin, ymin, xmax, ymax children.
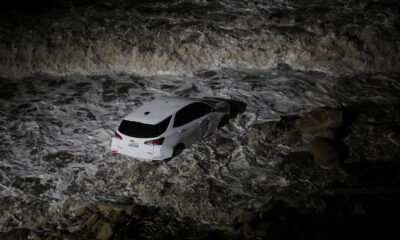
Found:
<box><xmin>111</xmin><ymin>96</ymin><xmax>230</xmax><ymax>161</ymax></box>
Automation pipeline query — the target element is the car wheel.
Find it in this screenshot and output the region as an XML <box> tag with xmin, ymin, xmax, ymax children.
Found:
<box><xmin>218</xmin><ymin>115</ymin><xmax>229</xmax><ymax>129</ymax></box>
<box><xmin>164</xmin><ymin>144</ymin><xmax>185</xmax><ymax>162</ymax></box>
<box><xmin>173</xmin><ymin>143</ymin><xmax>185</xmax><ymax>157</ymax></box>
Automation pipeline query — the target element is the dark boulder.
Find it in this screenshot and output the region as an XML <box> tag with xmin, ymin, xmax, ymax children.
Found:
<box><xmin>299</xmin><ymin>107</ymin><xmax>343</xmax><ymax>139</ymax></box>
<box><xmin>306</xmin><ymin>137</ymin><xmax>341</xmax><ymax>169</ymax></box>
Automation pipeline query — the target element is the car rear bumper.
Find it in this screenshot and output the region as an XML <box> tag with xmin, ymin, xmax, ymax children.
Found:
<box><xmin>111</xmin><ymin>138</ymin><xmax>165</xmax><ymax>160</ymax></box>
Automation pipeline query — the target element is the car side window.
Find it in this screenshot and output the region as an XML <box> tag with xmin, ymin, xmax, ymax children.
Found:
<box><xmin>191</xmin><ymin>102</ymin><xmax>212</xmax><ymax>120</ymax></box>
<box><xmin>174</xmin><ymin>105</ymin><xmax>195</xmax><ymax>127</ymax></box>
<box><xmin>173</xmin><ymin>102</ymin><xmax>212</xmax><ymax>127</ymax></box>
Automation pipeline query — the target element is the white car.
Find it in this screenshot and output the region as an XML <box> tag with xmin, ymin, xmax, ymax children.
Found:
<box><xmin>111</xmin><ymin>97</ymin><xmax>230</xmax><ymax>161</ymax></box>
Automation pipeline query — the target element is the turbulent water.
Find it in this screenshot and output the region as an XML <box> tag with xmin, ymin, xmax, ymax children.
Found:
<box><xmin>0</xmin><ymin>0</ymin><xmax>399</xmax><ymax>78</ymax></box>
<box><xmin>1</xmin><ymin>67</ymin><xmax>399</xmax><ymax>232</ymax></box>
<box><xmin>1</xmin><ymin>0</ymin><xmax>400</xmax><ymax>238</ymax></box>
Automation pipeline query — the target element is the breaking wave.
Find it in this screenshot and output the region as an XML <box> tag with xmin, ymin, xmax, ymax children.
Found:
<box><xmin>1</xmin><ymin>0</ymin><xmax>399</xmax><ymax>78</ymax></box>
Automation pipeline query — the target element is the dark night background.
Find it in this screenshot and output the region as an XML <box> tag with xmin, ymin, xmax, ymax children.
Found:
<box><xmin>0</xmin><ymin>0</ymin><xmax>399</xmax><ymax>239</ymax></box>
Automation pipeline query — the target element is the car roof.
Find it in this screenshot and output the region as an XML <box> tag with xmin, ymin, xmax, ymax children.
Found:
<box><xmin>124</xmin><ymin>97</ymin><xmax>197</xmax><ymax>124</ymax></box>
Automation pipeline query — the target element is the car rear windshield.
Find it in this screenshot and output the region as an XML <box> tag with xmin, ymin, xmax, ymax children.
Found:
<box><xmin>118</xmin><ymin>116</ymin><xmax>171</xmax><ymax>138</ymax></box>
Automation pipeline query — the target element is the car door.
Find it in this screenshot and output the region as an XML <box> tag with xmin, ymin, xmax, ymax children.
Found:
<box><xmin>199</xmin><ymin>117</ymin><xmax>210</xmax><ymax>138</ymax></box>
<box><xmin>190</xmin><ymin>102</ymin><xmax>213</xmax><ymax>139</ymax></box>
<box><xmin>172</xmin><ymin>104</ymin><xmax>201</xmax><ymax>145</ymax></box>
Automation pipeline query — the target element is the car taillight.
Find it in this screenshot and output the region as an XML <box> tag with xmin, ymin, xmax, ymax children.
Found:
<box><xmin>115</xmin><ymin>131</ymin><xmax>122</xmax><ymax>140</ymax></box>
<box><xmin>144</xmin><ymin>137</ymin><xmax>164</xmax><ymax>146</ymax></box>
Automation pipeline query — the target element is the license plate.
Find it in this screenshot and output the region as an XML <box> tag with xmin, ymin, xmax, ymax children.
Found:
<box><xmin>128</xmin><ymin>143</ymin><xmax>139</xmax><ymax>148</ymax></box>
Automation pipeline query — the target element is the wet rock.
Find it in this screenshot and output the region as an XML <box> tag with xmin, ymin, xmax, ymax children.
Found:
<box><xmin>57</xmin><ymin>202</ymin><xmax>137</xmax><ymax>240</ymax></box>
<box><xmin>0</xmin><ymin>228</ymin><xmax>30</xmax><ymax>240</ymax></box>
<box><xmin>247</xmin><ymin>115</ymin><xmax>304</xmax><ymax>154</ymax></box>
<box><xmin>95</xmin><ymin>221</ymin><xmax>113</xmax><ymax>240</ymax></box>
<box><xmin>84</xmin><ymin>214</ymin><xmax>99</xmax><ymax>227</ymax></box>
<box><xmin>283</xmin><ymin>151</ymin><xmax>314</xmax><ymax>176</ymax></box>
<box><xmin>213</xmin><ymin>225</ymin><xmax>234</xmax><ymax>232</ymax></box>
<box><xmin>306</xmin><ymin>137</ymin><xmax>341</xmax><ymax>169</ymax></box>
<box><xmin>67</xmin><ymin>224</ymin><xmax>82</xmax><ymax>233</ymax></box>
<box><xmin>299</xmin><ymin>107</ymin><xmax>343</xmax><ymax>137</ymax></box>
<box><xmin>345</xmin><ymin>122</ymin><xmax>400</xmax><ymax>163</ymax></box>
<box><xmin>73</xmin><ymin>206</ymin><xmax>91</xmax><ymax>217</ymax></box>
<box><xmin>242</xmin><ymin>222</ymin><xmax>255</xmax><ymax>238</ymax></box>
<box><xmin>311</xmin><ymin>128</ymin><xmax>338</xmax><ymax>140</ymax></box>
<box><xmin>343</xmin><ymin>104</ymin><xmax>400</xmax><ymax>163</ymax></box>
<box><xmin>286</xmin><ymin>151</ymin><xmax>314</xmax><ymax>167</ymax></box>
<box><xmin>95</xmin><ymin>202</ymin><xmax>123</xmax><ymax>219</ymax></box>
<box><xmin>381</xmin><ymin>123</ymin><xmax>400</xmax><ymax>147</ymax></box>
<box><xmin>40</xmin><ymin>222</ymin><xmax>58</xmax><ymax>231</ymax></box>
<box><xmin>55</xmin><ymin>202</ymin><xmax>227</xmax><ymax>240</ymax></box>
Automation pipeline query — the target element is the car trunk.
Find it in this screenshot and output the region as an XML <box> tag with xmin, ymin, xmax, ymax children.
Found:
<box><xmin>111</xmin><ymin>117</ymin><xmax>171</xmax><ymax>159</ymax></box>
<box><xmin>111</xmin><ymin>134</ymin><xmax>155</xmax><ymax>159</ymax></box>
